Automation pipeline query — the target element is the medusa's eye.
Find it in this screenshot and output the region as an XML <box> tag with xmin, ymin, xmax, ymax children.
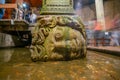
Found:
<box><xmin>54</xmin><ymin>32</ymin><xmax>63</xmax><ymax>41</ymax></box>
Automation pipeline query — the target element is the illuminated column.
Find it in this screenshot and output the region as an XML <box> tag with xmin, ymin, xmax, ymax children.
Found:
<box><xmin>15</xmin><ymin>0</ymin><xmax>24</xmax><ymax>19</ymax></box>
<box><xmin>95</xmin><ymin>0</ymin><xmax>106</xmax><ymax>31</ymax></box>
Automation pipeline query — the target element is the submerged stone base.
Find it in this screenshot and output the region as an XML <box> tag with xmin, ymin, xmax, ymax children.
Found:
<box><xmin>0</xmin><ymin>33</ymin><xmax>15</xmax><ymax>47</ymax></box>
<box><xmin>30</xmin><ymin>15</ymin><xmax>87</xmax><ymax>61</ymax></box>
<box><xmin>0</xmin><ymin>32</ymin><xmax>31</xmax><ymax>48</ymax></box>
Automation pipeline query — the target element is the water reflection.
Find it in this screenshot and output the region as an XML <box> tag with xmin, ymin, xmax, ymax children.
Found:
<box><xmin>0</xmin><ymin>48</ymin><xmax>120</xmax><ymax>80</ymax></box>
<box><xmin>0</xmin><ymin>48</ymin><xmax>31</xmax><ymax>63</ymax></box>
<box><xmin>0</xmin><ymin>49</ymin><xmax>13</xmax><ymax>62</ymax></box>
<box><xmin>3</xmin><ymin>49</ymin><xmax>13</xmax><ymax>62</ymax></box>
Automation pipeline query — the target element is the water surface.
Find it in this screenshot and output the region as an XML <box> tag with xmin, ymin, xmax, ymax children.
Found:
<box><xmin>0</xmin><ymin>48</ymin><xmax>120</xmax><ymax>80</ymax></box>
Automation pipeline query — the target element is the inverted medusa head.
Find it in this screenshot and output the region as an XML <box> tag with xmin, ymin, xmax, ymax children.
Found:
<box><xmin>30</xmin><ymin>16</ymin><xmax>87</xmax><ymax>61</ymax></box>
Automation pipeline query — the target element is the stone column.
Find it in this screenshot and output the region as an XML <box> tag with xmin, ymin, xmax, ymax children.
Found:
<box><xmin>95</xmin><ymin>0</ymin><xmax>106</xmax><ymax>31</ymax></box>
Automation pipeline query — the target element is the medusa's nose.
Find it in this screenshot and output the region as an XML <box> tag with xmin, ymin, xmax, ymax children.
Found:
<box><xmin>54</xmin><ymin>38</ymin><xmax>80</xmax><ymax>52</ymax></box>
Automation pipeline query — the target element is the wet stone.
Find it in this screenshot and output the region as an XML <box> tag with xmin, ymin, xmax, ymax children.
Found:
<box><xmin>30</xmin><ymin>16</ymin><xmax>87</xmax><ymax>61</ymax></box>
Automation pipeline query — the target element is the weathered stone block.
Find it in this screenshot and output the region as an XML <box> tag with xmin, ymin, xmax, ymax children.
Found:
<box><xmin>30</xmin><ymin>16</ymin><xmax>87</xmax><ymax>61</ymax></box>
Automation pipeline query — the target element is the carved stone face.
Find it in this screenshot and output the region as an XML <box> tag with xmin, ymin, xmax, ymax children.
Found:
<box><xmin>30</xmin><ymin>16</ymin><xmax>86</xmax><ymax>61</ymax></box>
<box><xmin>44</xmin><ymin>26</ymin><xmax>85</xmax><ymax>60</ymax></box>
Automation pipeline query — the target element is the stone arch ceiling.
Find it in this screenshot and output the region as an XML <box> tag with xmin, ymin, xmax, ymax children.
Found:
<box><xmin>6</xmin><ymin>0</ymin><xmax>108</xmax><ymax>7</ymax></box>
<box><xmin>23</xmin><ymin>0</ymin><xmax>42</xmax><ymax>7</ymax></box>
<box><xmin>6</xmin><ymin>0</ymin><xmax>95</xmax><ymax>7</ymax></box>
<box><xmin>6</xmin><ymin>0</ymin><xmax>42</xmax><ymax>7</ymax></box>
